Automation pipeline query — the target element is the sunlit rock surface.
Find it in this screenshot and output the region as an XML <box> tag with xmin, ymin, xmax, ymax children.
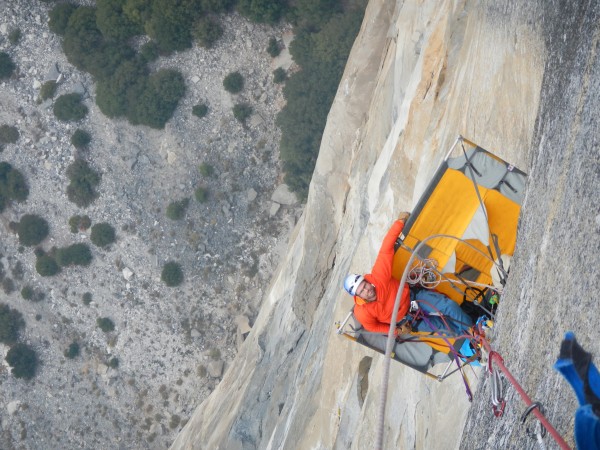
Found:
<box><xmin>171</xmin><ymin>0</ymin><xmax>600</xmax><ymax>448</ymax></box>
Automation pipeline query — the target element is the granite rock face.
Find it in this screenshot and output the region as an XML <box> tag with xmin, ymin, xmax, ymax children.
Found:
<box><xmin>172</xmin><ymin>1</ymin><xmax>600</xmax><ymax>449</ymax></box>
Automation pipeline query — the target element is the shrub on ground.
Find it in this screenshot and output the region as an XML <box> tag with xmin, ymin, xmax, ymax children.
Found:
<box><xmin>90</xmin><ymin>222</ymin><xmax>116</xmax><ymax>247</ymax></box>
<box><xmin>273</xmin><ymin>67</ymin><xmax>286</xmax><ymax>84</ymax></box>
<box><xmin>198</xmin><ymin>163</ymin><xmax>214</xmax><ymax>177</ymax></box>
<box><xmin>55</xmin><ymin>243</ymin><xmax>93</xmax><ymax>267</ymax></box>
<box><xmin>8</xmin><ymin>28</ymin><xmax>22</xmax><ymax>45</ymax></box>
<box><xmin>0</xmin><ymin>52</ymin><xmax>16</xmax><ymax>79</ymax></box>
<box><xmin>97</xmin><ymin>317</ymin><xmax>115</xmax><ymax>332</ymax></box>
<box><xmin>21</xmin><ymin>285</ymin><xmax>35</xmax><ymax>301</ymax></box>
<box><xmin>39</xmin><ymin>80</ymin><xmax>58</xmax><ymax>101</ymax></box>
<box><xmin>192</xmin><ymin>104</ymin><xmax>208</xmax><ymax>118</ymax></box>
<box><xmin>54</xmin><ymin>93</ymin><xmax>88</xmax><ymax>122</ymax></box>
<box><xmin>108</xmin><ymin>357</ymin><xmax>119</xmax><ymax>368</ymax></box>
<box><xmin>66</xmin><ymin>159</ymin><xmax>101</xmax><ymax>207</ymax></box>
<box><xmin>166</xmin><ymin>198</ymin><xmax>189</xmax><ymax>220</ymax></box>
<box><xmin>17</xmin><ymin>214</ymin><xmax>49</xmax><ymax>247</ymax></box>
<box><xmin>71</xmin><ymin>129</ymin><xmax>91</xmax><ymax>148</ymax></box>
<box><xmin>0</xmin><ymin>162</ymin><xmax>28</xmax><ymax>212</ymax></box>
<box><xmin>36</xmin><ymin>255</ymin><xmax>61</xmax><ymax>277</ymax></box>
<box><xmin>5</xmin><ymin>343</ymin><xmax>38</xmax><ymax>379</ymax></box>
<box><xmin>21</xmin><ymin>285</ymin><xmax>44</xmax><ymax>302</ymax></box>
<box><xmin>194</xmin><ymin>186</ymin><xmax>209</xmax><ymax>203</ymax></box>
<box><xmin>0</xmin><ymin>125</ymin><xmax>19</xmax><ymax>144</ymax></box>
<box><xmin>3</xmin><ymin>278</ymin><xmax>15</xmax><ymax>294</ymax></box>
<box><xmin>0</xmin><ymin>303</ymin><xmax>25</xmax><ymax>344</ymax></box>
<box><xmin>161</xmin><ymin>261</ymin><xmax>183</xmax><ymax>287</ymax></box>
<box><xmin>82</xmin><ymin>292</ymin><xmax>92</xmax><ymax>305</ymax></box>
<box><xmin>233</xmin><ymin>103</ymin><xmax>253</xmax><ymax>124</ymax></box>
<box><xmin>223</xmin><ymin>71</ymin><xmax>244</xmax><ymax>93</ymax></box>
<box><xmin>267</xmin><ymin>37</ymin><xmax>280</xmax><ymax>57</ymax></box>
<box><xmin>64</xmin><ymin>341</ymin><xmax>80</xmax><ymax>359</ymax></box>
<box><xmin>69</xmin><ymin>214</ymin><xmax>91</xmax><ymax>233</ymax></box>
<box><xmin>0</xmin><ymin>162</ymin><xmax>29</xmax><ymax>212</ymax></box>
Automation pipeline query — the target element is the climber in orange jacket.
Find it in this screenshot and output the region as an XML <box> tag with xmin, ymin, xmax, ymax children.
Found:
<box><xmin>343</xmin><ymin>213</ymin><xmax>473</xmax><ymax>336</ymax></box>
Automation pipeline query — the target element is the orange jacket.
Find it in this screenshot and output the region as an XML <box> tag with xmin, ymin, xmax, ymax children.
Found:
<box><xmin>354</xmin><ymin>220</ymin><xmax>410</xmax><ymax>333</ymax></box>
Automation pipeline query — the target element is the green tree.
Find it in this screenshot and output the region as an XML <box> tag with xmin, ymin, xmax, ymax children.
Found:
<box><xmin>288</xmin><ymin>0</ymin><xmax>339</xmax><ymax>29</ymax></box>
<box><xmin>69</xmin><ymin>215</ymin><xmax>92</xmax><ymax>233</ymax></box>
<box><xmin>123</xmin><ymin>0</ymin><xmax>152</xmax><ymax>28</ymax></box>
<box><xmin>97</xmin><ymin>317</ymin><xmax>115</xmax><ymax>332</ymax></box>
<box><xmin>54</xmin><ymin>93</ymin><xmax>88</xmax><ymax>122</ymax></box>
<box><xmin>273</xmin><ymin>67</ymin><xmax>286</xmax><ymax>84</ymax></box>
<box><xmin>0</xmin><ymin>52</ymin><xmax>16</xmax><ymax>79</ymax></box>
<box><xmin>0</xmin><ymin>125</ymin><xmax>19</xmax><ymax>144</ymax></box>
<box><xmin>127</xmin><ymin>69</ymin><xmax>185</xmax><ymax>128</ymax></box>
<box><xmin>201</xmin><ymin>0</ymin><xmax>235</xmax><ymax>13</ymax></box>
<box><xmin>55</xmin><ymin>243</ymin><xmax>93</xmax><ymax>267</ymax></box>
<box><xmin>193</xmin><ymin>16</ymin><xmax>223</xmax><ymax>49</ymax></box>
<box><xmin>223</xmin><ymin>71</ymin><xmax>244</xmax><ymax>93</ymax></box>
<box><xmin>192</xmin><ymin>103</ymin><xmax>209</xmax><ymax>118</ymax></box>
<box><xmin>161</xmin><ymin>261</ymin><xmax>183</xmax><ymax>286</ymax></box>
<box><xmin>108</xmin><ymin>356</ymin><xmax>119</xmax><ymax>368</ymax></box>
<box><xmin>0</xmin><ymin>303</ymin><xmax>25</xmax><ymax>344</ymax></box>
<box><xmin>276</xmin><ymin>8</ymin><xmax>365</xmax><ymax>199</ymax></box>
<box><xmin>233</xmin><ymin>103</ymin><xmax>253</xmax><ymax>124</ymax></box>
<box><xmin>166</xmin><ymin>198</ymin><xmax>189</xmax><ymax>220</ymax></box>
<box><xmin>237</xmin><ymin>0</ymin><xmax>287</xmax><ymax>23</ymax></box>
<box><xmin>96</xmin><ymin>59</ymin><xmax>148</xmax><ymax>118</ymax></box>
<box><xmin>36</xmin><ymin>255</ymin><xmax>61</xmax><ymax>277</ymax></box>
<box><xmin>0</xmin><ymin>162</ymin><xmax>28</xmax><ymax>212</ymax></box>
<box><xmin>71</xmin><ymin>129</ymin><xmax>92</xmax><ymax>148</ymax></box>
<box><xmin>39</xmin><ymin>80</ymin><xmax>58</xmax><ymax>101</ymax></box>
<box><xmin>139</xmin><ymin>41</ymin><xmax>160</xmax><ymax>63</ymax></box>
<box><xmin>267</xmin><ymin>36</ymin><xmax>280</xmax><ymax>57</ymax></box>
<box><xmin>48</xmin><ymin>2</ymin><xmax>78</xmax><ymax>36</ymax></box>
<box><xmin>66</xmin><ymin>159</ymin><xmax>101</xmax><ymax>207</ymax></box>
<box><xmin>62</xmin><ymin>6</ymin><xmax>135</xmax><ymax>79</ymax></box>
<box><xmin>144</xmin><ymin>0</ymin><xmax>202</xmax><ymax>54</ymax></box>
<box><xmin>17</xmin><ymin>214</ymin><xmax>49</xmax><ymax>246</ymax></box>
<box><xmin>96</xmin><ymin>0</ymin><xmax>143</xmax><ymax>40</ymax></box>
<box><xmin>5</xmin><ymin>343</ymin><xmax>38</xmax><ymax>379</ymax></box>
<box><xmin>64</xmin><ymin>341</ymin><xmax>80</xmax><ymax>359</ymax></box>
<box><xmin>90</xmin><ymin>222</ymin><xmax>116</xmax><ymax>247</ymax></box>
<box><xmin>21</xmin><ymin>285</ymin><xmax>35</xmax><ymax>301</ymax></box>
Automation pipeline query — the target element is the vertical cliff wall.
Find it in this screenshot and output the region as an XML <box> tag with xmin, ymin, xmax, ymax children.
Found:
<box><xmin>171</xmin><ymin>1</ymin><xmax>546</xmax><ymax>448</ymax></box>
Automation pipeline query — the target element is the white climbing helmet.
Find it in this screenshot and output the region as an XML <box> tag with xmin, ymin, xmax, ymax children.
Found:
<box><xmin>344</xmin><ymin>274</ymin><xmax>364</xmax><ymax>296</ymax></box>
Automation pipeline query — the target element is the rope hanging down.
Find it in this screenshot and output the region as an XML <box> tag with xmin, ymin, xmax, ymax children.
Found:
<box><xmin>375</xmin><ymin>233</ymin><xmax>508</xmax><ymax>450</ymax></box>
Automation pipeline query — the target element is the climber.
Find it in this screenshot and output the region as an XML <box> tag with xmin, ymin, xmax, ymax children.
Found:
<box><xmin>343</xmin><ymin>213</ymin><xmax>473</xmax><ymax>337</ymax></box>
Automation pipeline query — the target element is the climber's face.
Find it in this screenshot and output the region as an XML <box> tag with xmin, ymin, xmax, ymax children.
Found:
<box><xmin>356</xmin><ymin>280</ymin><xmax>376</xmax><ymax>302</ymax></box>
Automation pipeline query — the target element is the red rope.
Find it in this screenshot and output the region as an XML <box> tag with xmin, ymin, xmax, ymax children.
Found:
<box><xmin>480</xmin><ymin>338</ymin><xmax>571</xmax><ymax>449</ymax></box>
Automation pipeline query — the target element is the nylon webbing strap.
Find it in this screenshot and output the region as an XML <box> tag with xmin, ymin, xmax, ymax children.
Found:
<box><xmin>460</xmin><ymin>141</ymin><xmax>508</xmax><ymax>282</ymax></box>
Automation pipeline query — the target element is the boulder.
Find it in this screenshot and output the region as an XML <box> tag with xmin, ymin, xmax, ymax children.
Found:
<box><xmin>207</xmin><ymin>360</ymin><xmax>224</xmax><ymax>378</ymax></box>
<box><xmin>271</xmin><ymin>184</ymin><xmax>297</xmax><ymax>205</ymax></box>
<box><xmin>122</xmin><ymin>267</ymin><xmax>134</xmax><ymax>281</ymax></box>
<box><xmin>7</xmin><ymin>401</ymin><xmax>21</xmax><ymax>415</ymax></box>
<box><xmin>44</xmin><ymin>63</ymin><xmax>60</xmax><ymax>82</ymax></box>
<box><xmin>269</xmin><ymin>202</ymin><xmax>280</xmax><ymax>217</ymax></box>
